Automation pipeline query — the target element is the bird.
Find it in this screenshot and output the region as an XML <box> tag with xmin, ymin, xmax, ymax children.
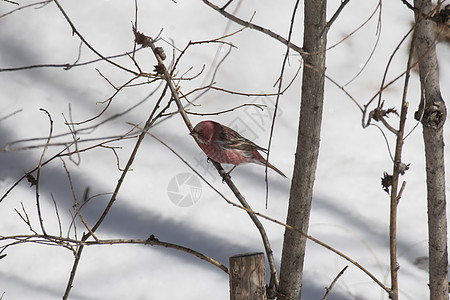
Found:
<box><xmin>190</xmin><ymin>120</ymin><xmax>286</xmax><ymax>177</ymax></box>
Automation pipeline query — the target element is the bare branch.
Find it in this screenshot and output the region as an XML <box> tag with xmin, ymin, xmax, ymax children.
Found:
<box><xmin>376</xmin><ymin>24</ymin><xmax>416</xmax><ymax>108</ymax></box>
<box><xmin>202</xmin><ymin>0</ymin><xmax>305</xmax><ymax>56</ymax></box>
<box><xmin>62</xmin><ymin>244</ymin><xmax>84</xmax><ymax>300</ymax></box>
<box><xmin>141</xmin><ymin>126</ymin><xmax>391</xmax><ymax>295</ymax></box>
<box><xmin>139</xmin><ymin>29</ymin><xmax>282</xmax><ymax>290</ymax></box>
<box><xmin>60</xmin><ymin>158</ymin><xmax>99</xmax><ymax>242</ymax></box>
<box><xmin>1</xmin><ymin>135</ymin><xmax>137</xmax><ymax>202</ymax></box>
<box><xmin>266</xmin><ymin>0</ymin><xmax>301</xmax><ymax>217</ymax></box>
<box><xmin>14</xmin><ymin>202</ymin><xmax>38</xmax><ymax>235</ymax></box>
<box><xmin>0</xmin><ymin>234</ymin><xmax>229</xmax><ymax>274</ymax></box>
<box><xmin>50</xmin><ymin>193</ymin><xmax>63</xmax><ymax>238</ymax></box>
<box><xmin>386</xmin><ymin>23</ymin><xmax>415</xmax><ymax>296</ymax></box>
<box><xmin>322</xmin><ymin>265</ymin><xmax>348</xmax><ymax>300</ymax></box>
<box><xmin>185</xmin><ymin>103</ymin><xmax>266</xmax><ymax>116</ymax></box>
<box><xmin>62</xmin><ymin>105</ymin><xmax>81</xmax><ymax>166</ymax></box>
<box><xmin>0</xmin><ymin>48</ymin><xmax>144</xmax><ymax>72</ymax></box>
<box><xmin>322</xmin><ymin>0</ymin><xmax>351</xmax><ymax>36</ymax></box>
<box><xmin>35</xmin><ymin>108</ymin><xmax>54</xmax><ymax>236</ymax></box>
<box><xmin>326</xmin><ymin>2</ymin><xmax>381</xmax><ymax>52</ymax></box>
<box><xmin>181</xmin><ymin>58</ymin><xmax>301</xmax><ymax>99</ymax></box>
<box><xmin>401</xmin><ymin>0</ymin><xmax>416</xmax><ymax>11</ymax></box>
<box><xmin>0</xmin><ymin>1</ymin><xmax>50</xmax><ymax>18</ymax></box>
<box><xmin>3</xmin><ymin>0</ymin><xmax>19</xmax><ymax>5</ymax></box>
<box><xmin>1</xmin><ymin>86</ymin><xmax>157</xmax><ymax>153</ymax></box>
<box><xmin>70</xmin><ymin>75</ymin><xmax>141</xmax><ymax>125</ymax></box>
<box><xmin>0</xmin><ymin>109</ymin><xmax>23</xmax><ymax>122</ymax></box>
<box><xmin>52</xmin><ymin>0</ymin><xmax>138</xmax><ymax>75</ymax></box>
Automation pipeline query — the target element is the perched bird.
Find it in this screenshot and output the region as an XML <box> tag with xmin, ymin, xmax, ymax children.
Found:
<box><xmin>190</xmin><ymin>120</ymin><xmax>286</xmax><ymax>177</ymax></box>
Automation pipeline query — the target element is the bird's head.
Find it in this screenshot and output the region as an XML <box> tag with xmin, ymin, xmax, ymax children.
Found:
<box><xmin>190</xmin><ymin>120</ymin><xmax>219</xmax><ymax>144</ymax></box>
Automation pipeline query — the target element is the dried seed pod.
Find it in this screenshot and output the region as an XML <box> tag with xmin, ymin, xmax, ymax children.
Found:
<box><xmin>155</xmin><ymin>47</ymin><xmax>166</xmax><ymax>60</ymax></box>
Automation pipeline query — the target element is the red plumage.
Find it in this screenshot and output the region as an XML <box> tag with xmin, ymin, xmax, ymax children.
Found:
<box><xmin>191</xmin><ymin>120</ymin><xmax>286</xmax><ymax>177</ymax></box>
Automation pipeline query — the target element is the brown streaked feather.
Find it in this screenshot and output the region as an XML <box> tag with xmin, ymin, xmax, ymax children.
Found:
<box><xmin>217</xmin><ymin>126</ymin><xmax>267</xmax><ymax>152</ymax></box>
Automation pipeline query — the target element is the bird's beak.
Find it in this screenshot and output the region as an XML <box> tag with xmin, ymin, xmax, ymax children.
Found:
<box><xmin>190</xmin><ymin>131</ymin><xmax>197</xmax><ymax>137</ymax></box>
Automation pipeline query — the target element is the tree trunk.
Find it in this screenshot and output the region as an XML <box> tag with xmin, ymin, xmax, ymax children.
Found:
<box><xmin>278</xmin><ymin>0</ymin><xmax>327</xmax><ymax>299</ymax></box>
<box><xmin>413</xmin><ymin>1</ymin><xmax>449</xmax><ymax>299</ymax></box>
<box><xmin>229</xmin><ymin>253</ymin><xmax>266</xmax><ymax>300</ymax></box>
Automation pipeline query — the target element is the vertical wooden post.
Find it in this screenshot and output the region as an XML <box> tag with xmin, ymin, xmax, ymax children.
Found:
<box><xmin>229</xmin><ymin>252</ymin><xmax>266</xmax><ymax>300</ymax></box>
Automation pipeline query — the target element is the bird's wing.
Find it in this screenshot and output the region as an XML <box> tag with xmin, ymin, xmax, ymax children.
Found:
<box><xmin>217</xmin><ymin>127</ymin><xmax>267</xmax><ymax>152</ymax></box>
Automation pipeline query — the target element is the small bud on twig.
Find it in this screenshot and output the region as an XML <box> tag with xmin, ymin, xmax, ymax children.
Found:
<box><xmin>153</xmin><ymin>64</ymin><xmax>165</xmax><ymax>75</ymax></box>
<box><xmin>132</xmin><ymin>25</ymin><xmax>153</xmax><ymax>48</ymax></box>
<box><xmin>25</xmin><ymin>173</ymin><xmax>38</xmax><ymax>187</ymax></box>
<box><xmin>155</xmin><ymin>47</ymin><xmax>166</xmax><ymax>60</ymax></box>
<box><xmin>381</xmin><ymin>172</ymin><xmax>393</xmax><ymax>193</ymax></box>
<box><xmin>396</xmin><ymin>162</ymin><xmax>410</xmax><ymax>175</ymax></box>
<box><xmin>147</xmin><ymin>234</ymin><xmax>159</xmax><ymax>242</ymax></box>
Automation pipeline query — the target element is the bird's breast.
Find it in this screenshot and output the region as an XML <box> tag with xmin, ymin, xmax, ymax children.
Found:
<box><xmin>199</xmin><ymin>142</ymin><xmax>249</xmax><ymax>165</ymax></box>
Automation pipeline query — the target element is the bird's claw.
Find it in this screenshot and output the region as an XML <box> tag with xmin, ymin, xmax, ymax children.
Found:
<box><xmin>221</xmin><ymin>171</ymin><xmax>231</xmax><ymax>183</ymax></box>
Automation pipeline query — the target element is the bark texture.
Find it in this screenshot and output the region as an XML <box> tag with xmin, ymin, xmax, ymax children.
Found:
<box><xmin>413</xmin><ymin>1</ymin><xmax>448</xmax><ymax>299</ymax></box>
<box><xmin>229</xmin><ymin>253</ymin><xmax>266</xmax><ymax>300</ymax></box>
<box><xmin>278</xmin><ymin>0</ymin><xmax>327</xmax><ymax>298</ymax></box>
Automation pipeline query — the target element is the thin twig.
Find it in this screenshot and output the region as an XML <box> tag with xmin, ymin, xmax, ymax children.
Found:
<box><xmin>50</xmin><ymin>193</ymin><xmax>63</xmax><ymax>238</ymax></box>
<box><xmin>1</xmin><ymin>135</ymin><xmax>135</xmax><ymax>202</ymax></box>
<box><xmin>1</xmin><ymin>84</ymin><xmax>159</xmax><ymax>153</ymax></box>
<box><xmin>143</xmin><ymin>31</ymin><xmax>281</xmax><ymax>289</ymax></box>
<box><xmin>396</xmin><ymin>181</ymin><xmax>407</xmax><ymax>203</ymax></box>
<box><xmin>70</xmin><ymin>75</ymin><xmax>141</xmax><ymax>125</ymax></box>
<box><xmin>62</xmin><ymin>105</ymin><xmax>81</xmax><ymax>165</ymax></box>
<box><xmin>387</xmin><ymin>20</ymin><xmax>416</xmax><ymax>298</ymax></box>
<box><xmin>322</xmin><ymin>0</ymin><xmax>351</xmax><ymax>36</ymax></box>
<box><xmin>364</xmin><ymin>6</ymin><xmax>441</xmax><ymax>113</ymax></box>
<box><xmin>323</xmin><ymin>67</ymin><xmax>364</xmax><ymax>112</ymax></box>
<box><xmin>101</xmin><ymin>145</ymin><xmax>126</xmax><ymax>171</ymax></box>
<box><xmin>322</xmin><ymin>265</ymin><xmax>348</xmax><ymax>300</ymax></box>
<box><xmin>63</xmin><ymin>68</ymin><xmax>175</xmax><ymax>298</ymax></box>
<box><xmin>184</xmin><ymin>103</ymin><xmax>266</xmax><ymax>116</ymax></box>
<box><xmin>0</xmin><ymin>234</ymin><xmax>229</xmax><ymax>274</ymax></box>
<box><xmin>376</xmin><ymin>25</ymin><xmax>416</xmax><ymax>108</ymax></box>
<box><xmin>60</xmin><ymin>158</ymin><xmax>99</xmax><ymax>242</ymax></box>
<box><xmin>368</xmin><ymin>123</ymin><xmax>395</xmax><ymax>162</ymax></box>
<box><xmin>62</xmin><ymin>244</ymin><xmax>84</xmax><ymax>300</ymax></box>
<box><xmin>87</xmin><ymin>85</ymin><xmax>170</xmax><ymax>236</ymax></box>
<box><xmin>202</xmin><ymin>0</ymin><xmax>305</xmax><ymax>56</ymax></box>
<box><xmin>0</xmin><ymin>48</ymin><xmax>145</xmax><ymax>72</ymax></box>
<box><xmin>140</xmin><ymin>126</ymin><xmax>391</xmax><ymax>294</ymax></box>
<box><xmin>35</xmin><ymin>108</ymin><xmax>54</xmax><ymax>236</ymax></box>
<box><xmin>182</xmin><ymin>62</ymin><xmax>300</xmax><ymax>98</ymax></box>
<box><xmin>15</xmin><ymin>202</ymin><xmax>38</xmax><ymax>234</ymax></box>
<box><xmin>266</xmin><ymin>0</ymin><xmax>301</xmax><ymax>213</ymax></box>
<box><xmin>3</xmin><ymin>0</ymin><xmax>19</xmax><ymax>5</ymax></box>
<box><xmin>379</xmin><ymin>116</ymin><xmax>399</xmax><ymax>135</ymax></box>
<box><xmin>0</xmin><ymin>1</ymin><xmax>50</xmax><ymax>18</ymax></box>
<box><xmin>400</xmin><ymin>0</ymin><xmax>416</xmax><ymax>11</ymax></box>
<box><xmin>342</xmin><ymin>2</ymin><xmax>383</xmax><ymax>87</ymax></box>
<box><xmin>0</xmin><ymin>109</ymin><xmax>23</xmax><ymax>122</ymax></box>
<box><xmin>52</xmin><ymin>0</ymin><xmax>138</xmax><ymax>75</ymax></box>
<box><xmin>326</xmin><ymin>2</ymin><xmax>381</xmax><ymax>52</ymax></box>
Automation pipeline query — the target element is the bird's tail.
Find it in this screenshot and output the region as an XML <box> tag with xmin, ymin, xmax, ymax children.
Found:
<box><xmin>266</xmin><ymin>161</ymin><xmax>287</xmax><ymax>178</ymax></box>
<box><xmin>252</xmin><ymin>151</ymin><xmax>287</xmax><ymax>178</ymax></box>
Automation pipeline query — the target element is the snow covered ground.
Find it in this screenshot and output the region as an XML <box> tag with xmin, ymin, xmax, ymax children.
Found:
<box><xmin>0</xmin><ymin>0</ymin><xmax>449</xmax><ymax>299</ymax></box>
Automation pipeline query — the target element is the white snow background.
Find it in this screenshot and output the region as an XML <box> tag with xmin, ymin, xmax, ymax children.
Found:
<box><xmin>0</xmin><ymin>0</ymin><xmax>449</xmax><ymax>299</ymax></box>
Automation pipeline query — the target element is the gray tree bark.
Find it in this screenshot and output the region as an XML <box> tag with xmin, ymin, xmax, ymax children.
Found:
<box><xmin>278</xmin><ymin>0</ymin><xmax>327</xmax><ymax>299</ymax></box>
<box><xmin>413</xmin><ymin>1</ymin><xmax>448</xmax><ymax>299</ymax></box>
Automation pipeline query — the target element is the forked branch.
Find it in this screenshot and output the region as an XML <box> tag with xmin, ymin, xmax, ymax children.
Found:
<box><xmin>133</xmin><ymin>27</ymin><xmax>281</xmax><ymax>290</ymax></box>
